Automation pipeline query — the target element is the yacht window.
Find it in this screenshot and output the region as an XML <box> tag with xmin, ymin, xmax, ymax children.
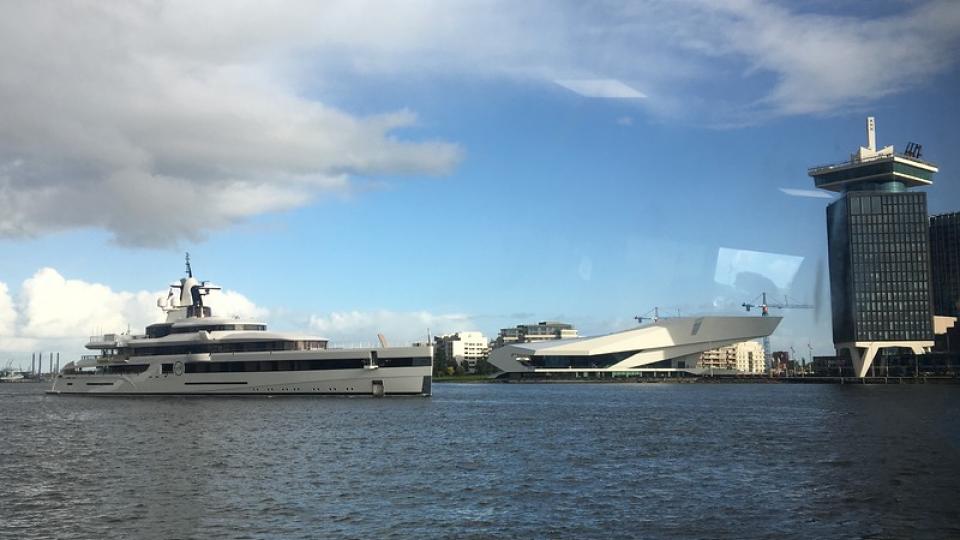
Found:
<box><xmin>130</xmin><ymin>339</ymin><xmax>328</xmax><ymax>356</ymax></box>
<box><xmin>176</xmin><ymin>357</ymin><xmax>429</xmax><ymax>373</ymax></box>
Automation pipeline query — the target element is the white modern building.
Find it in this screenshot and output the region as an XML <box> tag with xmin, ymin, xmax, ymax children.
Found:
<box><xmin>697</xmin><ymin>340</ymin><xmax>766</xmax><ymax>374</ymax></box>
<box><xmin>488</xmin><ymin>316</ymin><xmax>781</xmax><ymax>376</ymax></box>
<box><xmin>435</xmin><ymin>332</ymin><xmax>489</xmax><ymax>372</ymax></box>
<box><xmin>494</xmin><ymin>322</ymin><xmax>578</xmax><ymax>348</ymax></box>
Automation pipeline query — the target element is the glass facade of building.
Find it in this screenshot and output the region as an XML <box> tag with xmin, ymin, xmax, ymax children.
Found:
<box><xmin>930</xmin><ymin>212</ymin><xmax>960</xmax><ymax>317</ymax></box>
<box><xmin>826</xmin><ymin>191</ymin><xmax>933</xmax><ymax>343</ymax></box>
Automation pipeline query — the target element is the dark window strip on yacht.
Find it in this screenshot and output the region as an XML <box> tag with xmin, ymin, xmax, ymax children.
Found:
<box><xmin>145</xmin><ymin>323</ymin><xmax>267</xmax><ymax>338</ymax></box>
<box><xmin>104</xmin><ymin>364</ymin><xmax>150</xmax><ymax>375</ymax></box>
<box><xmin>74</xmin><ymin>364</ymin><xmax>150</xmax><ymax>375</ymax></box>
<box><xmin>160</xmin><ymin>357</ymin><xmax>430</xmax><ymax>374</ymax></box>
<box><xmin>170</xmin><ymin>324</ymin><xmax>267</xmax><ymax>334</ymax></box>
<box><xmin>85</xmin><ymin>382</ymin><xmax>115</xmax><ymax>386</ymax></box>
<box><xmin>130</xmin><ymin>340</ymin><xmax>328</xmax><ymax>356</ymax></box>
<box><xmin>184</xmin><ymin>381</ymin><xmax>249</xmax><ymax>385</ymax></box>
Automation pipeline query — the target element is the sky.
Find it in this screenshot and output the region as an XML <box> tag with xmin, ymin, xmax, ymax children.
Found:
<box><xmin>1</xmin><ymin>0</ymin><xmax>959</xmax><ymax>369</ymax></box>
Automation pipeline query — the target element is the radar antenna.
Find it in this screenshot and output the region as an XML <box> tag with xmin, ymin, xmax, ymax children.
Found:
<box><xmin>904</xmin><ymin>141</ymin><xmax>923</xmax><ymax>159</ymax></box>
<box><xmin>185</xmin><ymin>252</ymin><xmax>193</xmax><ymax>278</ymax></box>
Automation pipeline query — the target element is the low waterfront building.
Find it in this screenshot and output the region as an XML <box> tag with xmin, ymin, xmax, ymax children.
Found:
<box><xmin>494</xmin><ymin>321</ymin><xmax>578</xmax><ymax>348</ymax></box>
<box><xmin>698</xmin><ymin>340</ymin><xmax>765</xmax><ymax>374</ymax></box>
<box><xmin>810</xmin><ymin>319</ymin><xmax>959</xmax><ymax>377</ymax></box>
<box><xmin>488</xmin><ymin>316</ymin><xmax>781</xmax><ymax>377</ymax></box>
<box><xmin>434</xmin><ymin>332</ymin><xmax>489</xmax><ymax>373</ymax></box>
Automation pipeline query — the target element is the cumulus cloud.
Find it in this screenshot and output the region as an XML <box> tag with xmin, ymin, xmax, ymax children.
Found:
<box><xmin>0</xmin><ymin>268</ymin><xmax>265</xmax><ymax>360</ymax></box>
<box><xmin>309</xmin><ymin>310</ymin><xmax>472</xmax><ymax>345</ymax></box>
<box><xmin>204</xmin><ymin>290</ymin><xmax>268</xmax><ymax>320</ymax></box>
<box><xmin>0</xmin><ymin>282</ymin><xmax>16</xmax><ymax>337</ymax></box>
<box><xmin>18</xmin><ymin>269</ymin><xmax>157</xmax><ymax>338</ymax></box>
<box><xmin>0</xmin><ymin>2</ymin><xmax>461</xmax><ymax>247</ymax></box>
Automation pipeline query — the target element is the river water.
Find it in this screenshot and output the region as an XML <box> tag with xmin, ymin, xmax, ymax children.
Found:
<box><xmin>1</xmin><ymin>382</ymin><xmax>959</xmax><ymax>539</ymax></box>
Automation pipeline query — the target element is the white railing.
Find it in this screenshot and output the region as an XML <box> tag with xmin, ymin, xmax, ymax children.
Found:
<box><xmin>808</xmin><ymin>151</ymin><xmax>934</xmax><ymax>174</ymax></box>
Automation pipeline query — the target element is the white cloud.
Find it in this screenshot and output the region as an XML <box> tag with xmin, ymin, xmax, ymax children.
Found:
<box><xmin>1</xmin><ymin>1</ymin><xmax>957</xmax><ymax>247</ymax></box>
<box><xmin>616</xmin><ymin>116</ymin><xmax>635</xmax><ymax>126</ymax></box>
<box><xmin>0</xmin><ymin>268</ymin><xmax>265</xmax><ymax>362</ymax></box>
<box><xmin>0</xmin><ymin>282</ymin><xmax>16</xmax><ymax>337</ymax></box>
<box><xmin>779</xmin><ymin>188</ymin><xmax>834</xmax><ymax>199</ymax></box>
<box><xmin>309</xmin><ymin>310</ymin><xmax>472</xmax><ymax>346</ymax></box>
<box><xmin>0</xmin><ymin>2</ymin><xmax>462</xmax><ymax>247</ymax></box>
<box><xmin>204</xmin><ymin>290</ymin><xmax>269</xmax><ymax>320</ymax></box>
<box><xmin>19</xmin><ymin>268</ymin><xmax>156</xmax><ymax>339</ymax></box>
<box><xmin>555</xmin><ymin>79</ymin><xmax>647</xmax><ymax>98</ymax></box>
<box><xmin>686</xmin><ymin>0</ymin><xmax>960</xmax><ymax>117</ymax></box>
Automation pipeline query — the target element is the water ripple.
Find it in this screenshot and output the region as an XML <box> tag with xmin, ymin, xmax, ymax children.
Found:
<box><xmin>2</xmin><ymin>383</ymin><xmax>959</xmax><ymax>539</ymax></box>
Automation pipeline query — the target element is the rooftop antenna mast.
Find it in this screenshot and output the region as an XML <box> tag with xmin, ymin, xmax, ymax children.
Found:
<box><xmin>635</xmin><ymin>307</ymin><xmax>664</xmax><ymax>324</ymax></box>
<box><xmin>185</xmin><ymin>252</ymin><xmax>193</xmax><ymax>278</ymax></box>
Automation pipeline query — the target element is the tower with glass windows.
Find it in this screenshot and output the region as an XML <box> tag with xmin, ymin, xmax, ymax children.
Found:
<box><xmin>809</xmin><ymin>117</ymin><xmax>938</xmax><ymax>377</ymax></box>
<box><xmin>930</xmin><ymin>212</ymin><xmax>960</xmax><ymax>318</ymax></box>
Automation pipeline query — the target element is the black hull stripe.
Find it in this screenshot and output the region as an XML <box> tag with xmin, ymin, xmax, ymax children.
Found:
<box><xmin>184</xmin><ymin>381</ymin><xmax>249</xmax><ymax>385</ymax></box>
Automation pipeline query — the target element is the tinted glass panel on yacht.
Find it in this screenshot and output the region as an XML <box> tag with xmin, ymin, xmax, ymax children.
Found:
<box><xmin>102</xmin><ymin>364</ymin><xmax>150</xmax><ymax>374</ymax></box>
<box><xmin>178</xmin><ymin>357</ymin><xmax>430</xmax><ymax>373</ymax></box>
<box><xmin>169</xmin><ymin>324</ymin><xmax>267</xmax><ymax>334</ymax></box>
<box><xmin>146</xmin><ymin>324</ymin><xmax>173</xmax><ymax>338</ymax></box>
<box><xmin>130</xmin><ymin>340</ymin><xmax>328</xmax><ymax>356</ymax></box>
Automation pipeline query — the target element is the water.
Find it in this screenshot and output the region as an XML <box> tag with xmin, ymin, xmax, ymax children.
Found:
<box><xmin>2</xmin><ymin>382</ymin><xmax>959</xmax><ymax>539</ymax></box>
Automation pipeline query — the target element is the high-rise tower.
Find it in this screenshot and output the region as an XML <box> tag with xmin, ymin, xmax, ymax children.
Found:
<box><xmin>809</xmin><ymin>117</ymin><xmax>938</xmax><ymax>377</ymax></box>
<box><xmin>930</xmin><ymin>212</ymin><xmax>960</xmax><ymax>317</ymax></box>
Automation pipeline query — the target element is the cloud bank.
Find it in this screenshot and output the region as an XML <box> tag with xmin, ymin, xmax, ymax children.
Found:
<box><xmin>0</xmin><ymin>267</ymin><xmax>471</xmax><ymax>364</ymax></box>
<box><xmin>1</xmin><ymin>1</ymin><xmax>957</xmax><ymax>245</ymax></box>
<box><xmin>0</xmin><ymin>2</ymin><xmax>462</xmax><ymax>247</ymax></box>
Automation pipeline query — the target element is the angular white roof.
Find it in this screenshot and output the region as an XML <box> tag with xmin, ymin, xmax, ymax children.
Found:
<box><xmin>489</xmin><ymin>316</ymin><xmax>782</xmax><ymax>372</ymax></box>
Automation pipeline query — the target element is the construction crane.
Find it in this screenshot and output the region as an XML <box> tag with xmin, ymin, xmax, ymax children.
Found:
<box><xmin>634</xmin><ymin>306</ymin><xmax>682</xmax><ymax>325</ymax></box>
<box><xmin>741</xmin><ymin>292</ymin><xmax>814</xmax><ymax>375</ymax></box>
<box><xmin>634</xmin><ymin>307</ymin><xmax>662</xmax><ymax>324</ymax></box>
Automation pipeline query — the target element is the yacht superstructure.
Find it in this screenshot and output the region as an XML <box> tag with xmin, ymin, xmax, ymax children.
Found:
<box><xmin>48</xmin><ymin>257</ymin><xmax>432</xmax><ymax>396</ymax></box>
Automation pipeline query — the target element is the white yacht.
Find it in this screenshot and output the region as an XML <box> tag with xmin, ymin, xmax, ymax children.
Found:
<box><xmin>0</xmin><ymin>371</ymin><xmax>26</xmax><ymax>382</ymax></box>
<box><xmin>48</xmin><ymin>257</ymin><xmax>432</xmax><ymax>396</ymax></box>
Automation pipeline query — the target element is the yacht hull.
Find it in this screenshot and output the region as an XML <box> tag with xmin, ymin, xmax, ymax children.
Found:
<box><xmin>49</xmin><ymin>349</ymin><xmax>432</xmax><ymax>396</ymax></box>
<box><xmin>49</xmin><ymin>368</ymin><xmax>431</xmax><ymax>396</ymax></box>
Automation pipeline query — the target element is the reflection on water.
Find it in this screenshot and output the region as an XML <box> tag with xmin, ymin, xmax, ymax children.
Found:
<box><xmin>2</xmin><ymin>383</ymin><xmax>959</xmax><ymax>539</ymax></box>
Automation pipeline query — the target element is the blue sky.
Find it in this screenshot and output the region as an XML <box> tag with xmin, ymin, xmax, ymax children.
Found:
<box><xmin>1</xmin><ymin>1</ymin><xmax>959</xmax><ymax>367</ymax></box>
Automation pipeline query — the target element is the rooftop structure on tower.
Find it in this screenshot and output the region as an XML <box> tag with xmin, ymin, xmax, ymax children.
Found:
<box><xmin>809</xmin><ymin>116</ymin><xmax>938</xmax><ymax>193</ymax></box>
